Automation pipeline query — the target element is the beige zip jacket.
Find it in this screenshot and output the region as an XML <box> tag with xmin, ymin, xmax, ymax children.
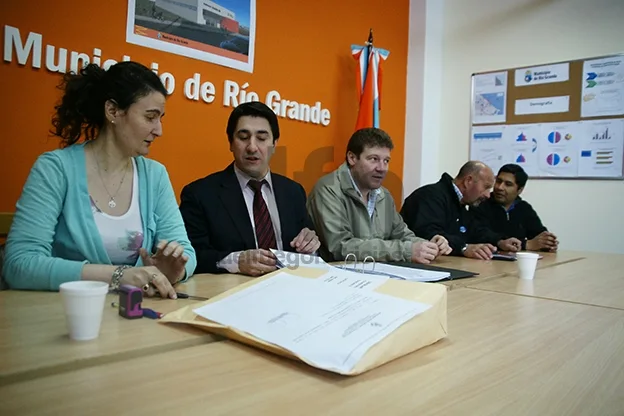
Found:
<box><xmin>307</xmin><ymin>162</ymin><xmax>426</xmax><ymax>262</ymax></box>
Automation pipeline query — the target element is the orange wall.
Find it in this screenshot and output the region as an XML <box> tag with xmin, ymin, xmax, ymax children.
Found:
<box><xmin>0</xmin><ymin>0</ymin><xmax>409</xmax><ymax>212</ymax></box>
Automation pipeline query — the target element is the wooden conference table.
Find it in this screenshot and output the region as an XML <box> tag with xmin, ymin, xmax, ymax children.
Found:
<box><xmin>1</xmin><ymin>250</ymin><xmax>623</xmax><ymax>415</ymax></box>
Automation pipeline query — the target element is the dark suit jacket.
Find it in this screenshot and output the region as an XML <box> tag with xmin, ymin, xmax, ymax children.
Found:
<box><xmin>179</xmin><ymin>163</ymin><xmax>312</xmax><ymax>274</ymax></box>
<box><xmin>472</xmin><ymin>195</ymin><xmax>547</xmax><ymax>250</ymax></box>
<box><xmin>400</xmin><ymin>173</ymin><xmax>499</xmax><ymax>255</ymax></box>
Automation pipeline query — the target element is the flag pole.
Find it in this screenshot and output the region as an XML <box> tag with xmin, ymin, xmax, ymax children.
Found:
<box><xmin>351</xmin><ymin>28</ymin><xmax>389</xmax><ymax>130</ymax></box>
<box><xmin>366</xmin><ymin>29</ymin><xmax>373</xmax><ymax>58</ymax></box>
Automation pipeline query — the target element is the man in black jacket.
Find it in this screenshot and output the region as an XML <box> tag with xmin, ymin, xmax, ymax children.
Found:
<box><xmin>179</xmin><ymin>102</ymin><xmax>320</xmax><ymax>276</ymax></box>
<box><xmin>473</xmin><ymin>164</ymin><xmax>558</xmax><ymax>252</ymax></box>
<box><xmin>400</xmin><ymin>161</ymin><xmax>521</xmax><ymax>260</ymax></box>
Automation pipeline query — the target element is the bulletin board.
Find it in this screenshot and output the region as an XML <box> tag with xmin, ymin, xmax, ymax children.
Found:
<box><xmin>469</xmin><ymin>53</ymin><xmax>624</xmax><ymax>179</ymax></box>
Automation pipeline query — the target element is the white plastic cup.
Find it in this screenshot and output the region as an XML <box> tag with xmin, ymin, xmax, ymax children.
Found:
<box><xmin>59</xmin><ymin>281</ymin><xmax>109</xmax><ymax>341</ymax></box>
<box><xmin>516</xmin><ymin>252</ymin><xmax>540</xmax><ymax>280</ymax></box>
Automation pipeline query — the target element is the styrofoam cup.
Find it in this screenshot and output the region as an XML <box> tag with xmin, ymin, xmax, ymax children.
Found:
<box><xmin>516</xmin><ymin>252</ymin><xmax>539</xmax><ymax>280</ymax></box>
<box><xmin>59</xmin><ymin>281</ymin><xmax>109</xmax><ymax>341</ymax></box>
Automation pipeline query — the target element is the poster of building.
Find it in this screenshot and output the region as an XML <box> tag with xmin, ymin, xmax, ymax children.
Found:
<box><xmin>126</xmin><ymin>0</ymin><xmax>255</xmax><ymax>73</ymax></box>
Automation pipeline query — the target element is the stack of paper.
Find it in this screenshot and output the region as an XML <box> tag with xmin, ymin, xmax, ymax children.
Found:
<box><xmin>193</xmin><ymin>271</ymin><xmax>431</xmax><ymax>374</ymax></box>
<box><xmin>335</xmin><ymin>262</ymin><xmax>450</xmax><ymax>282</ymax></box>
<box><xmin>269</xmin><ymin>250</ymin><xmax>450</xmax><ymax>282</ymax></box>
<box><xmin>318</xmin><ymin>268</ymin><xmax>388</xmax><ymax>291</ymax></box>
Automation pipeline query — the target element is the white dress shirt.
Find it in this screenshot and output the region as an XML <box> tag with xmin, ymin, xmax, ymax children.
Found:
<box><xmin>216</xmin><ymin>164</ymin><xmax>283</xmax><ymax>273</ymax></box>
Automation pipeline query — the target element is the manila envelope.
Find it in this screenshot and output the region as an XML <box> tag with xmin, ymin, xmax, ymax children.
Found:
<box><xmin>161</xmin><ymin>267</ymin><xmax>448</xmax><ymax>375</ymax></box>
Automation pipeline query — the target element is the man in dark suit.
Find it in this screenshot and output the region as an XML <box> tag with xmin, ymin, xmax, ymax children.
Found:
<box><xmin>400</xmin><ymin>161</ymin><xmax>519</xmax><ymax>260</ymax></box>
<box><xmin>179</xmin><ymin>102</ymin><xmax>320</xmax><ymax>276</ymax></box>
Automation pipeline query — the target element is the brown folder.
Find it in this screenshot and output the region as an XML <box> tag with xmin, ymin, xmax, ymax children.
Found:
<box><xmin>161</xmin><ymin>267</ymin><xmax>448</xmax><ymax>375</ymax></box>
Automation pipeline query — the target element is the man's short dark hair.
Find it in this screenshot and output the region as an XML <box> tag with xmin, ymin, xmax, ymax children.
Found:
<box><xmin>226</xmin><ymin>101</ymin><xmax>280</xmax><ymax>143</ymax></box>
<box><xmin>498</xmin><ymin>163</ymin><xmax>528</xmax><ymax>188</ymax></box>
<box><xmin>345</xmin><ymin>127</ymin><xmax>394</xmax><ymax>162</ymax></box>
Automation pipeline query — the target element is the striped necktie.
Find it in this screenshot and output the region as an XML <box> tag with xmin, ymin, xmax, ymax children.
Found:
<box><xmin>247</xmin><ymin>179</ymin><xmax>277</xmax><ymax>250</ymax></box>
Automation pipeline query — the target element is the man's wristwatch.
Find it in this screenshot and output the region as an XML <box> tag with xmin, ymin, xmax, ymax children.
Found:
<box><xmin>110</xmin><ymin>265</ymin><xmax>132</xmax><ymax>292</ymax></box>
<box><xmin>461</xmin><ymin>244</ymin><xmax>468</xmax><ymax>256</ymax></box>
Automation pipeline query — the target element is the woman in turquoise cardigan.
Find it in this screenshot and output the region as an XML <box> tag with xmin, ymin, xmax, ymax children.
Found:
<box><xmin>3</xmin><ymin>61</ymin><xmax>196</xmax><ymax>298</ymax></box>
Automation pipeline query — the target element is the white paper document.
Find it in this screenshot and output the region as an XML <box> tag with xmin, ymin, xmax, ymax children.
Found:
<box><xmin>470</xmin><ymin>125</ymin><xmax>507</xmax><ymax>174</ymax></box>
<box><xmin>536</xmin><ymin>122</ymin><xmax>582</xmax><ymax>177</ymax></box>
<box><xmin>514</xmin><ymin>95</ymin><xmax>570</xmax><ymax>115</ymax></box>
<box><xmin>335</xmin><ymin>262</ymin><xmax>450</xmax><ymax>282</ymax></box>
<box><xmin>504</xmin><ymin>124</ymin><xmax>540</xmax><ymax>176</ymax></box>
<box><xmin>472</xmin><ymin>71</ymin><xmax>508</xmax><ymax>124</ymax></box>
<box><xmin>578</xmin><ymin>118</ymin><xmax>624</xmax><ymax>178</ymax></box>
<box><xmin>319</xmin><ymin>269</ymin><xmax>388</xmax><ymax>291</ymax></box>
<box><xmin>581</xmin><ymin>56</ymin><xmax>624</xmax><ymax>118</ymax></box>
<box><xmin>271</xmin><ymin>249</ymin><xmax>329</xmax><ymax>270</ymax></box>
<box><xmin>193</xmin><ymin>272</ymin><xmax>431</xmax><ymax>374</ymax></box>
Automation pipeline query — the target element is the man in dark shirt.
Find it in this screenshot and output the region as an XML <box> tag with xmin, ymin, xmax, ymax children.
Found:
<box><xmin>474</xmin><ymin>164</ymin><xmax>558</xmax><ymax>252</ymax></box>
<box><xmin>401</xmin><ymin>161</ymin><xmax>519</xmax><ymax>260</ymax></box>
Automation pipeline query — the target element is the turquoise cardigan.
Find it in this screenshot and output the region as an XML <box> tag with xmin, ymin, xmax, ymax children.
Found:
<box><xmin>3</xmin><ymin>143</ymin><xmax>197</xmax><ymax>290</ymax></box>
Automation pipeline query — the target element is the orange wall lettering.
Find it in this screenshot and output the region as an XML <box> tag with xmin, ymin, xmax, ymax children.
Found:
<box><xmin>0</xmin><ymin>0</ymin><xmax>409</xmax><ymax>211</ymax></box>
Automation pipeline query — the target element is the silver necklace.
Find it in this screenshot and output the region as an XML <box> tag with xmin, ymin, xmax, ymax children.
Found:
<box><xmin>93</xmin><ymin>149</ymin><xmax>130</xmax><ymax>209</ymax></box>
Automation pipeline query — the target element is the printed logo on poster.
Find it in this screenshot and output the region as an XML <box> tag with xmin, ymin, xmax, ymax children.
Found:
<box><xmin>515</xmin><ymin>63</ymin><xmax>569</xmax><ymax>87</ymax></box>
<box><xmin>126</xmin><ymin>0</ymin><xmax>256</xmax><ymax>73</ymax></box>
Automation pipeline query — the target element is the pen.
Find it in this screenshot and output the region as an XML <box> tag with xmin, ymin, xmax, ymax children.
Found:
<box><xmin>149</xmin><ymin>291</ymin><xmax>209</xmax><ymax>300</ymax></box>
<box><xmin>176</xmin><ymin>292</ymin><xmax>210</xmax><ymax>301</ymax></box>
<box><xmin>142</xmin><ymin>308</ymin><xmax>162</xmax><ymax>319</ymax></box>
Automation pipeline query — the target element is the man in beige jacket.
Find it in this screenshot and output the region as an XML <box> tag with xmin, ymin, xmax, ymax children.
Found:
<box><xmin>307</xmin><ymin>127</ymin><xmax>451</xmax><ymax>263</ymax></box>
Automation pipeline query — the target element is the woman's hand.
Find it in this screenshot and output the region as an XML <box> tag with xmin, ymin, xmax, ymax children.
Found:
<box><xmin>140</xmin><ymin>240</ymin><xmax>189</xmax><ymax>285</ymax></box>
<box><xmin>121</xmin><ymin>266</ymin><xmax>177</xmax><ymax>299</ymax></box>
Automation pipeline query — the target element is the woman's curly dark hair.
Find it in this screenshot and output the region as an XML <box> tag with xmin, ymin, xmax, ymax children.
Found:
<box><xmin>50</xmin><ymin>61</ymin><xmax>168</xmax><ymax>147</ymax></box>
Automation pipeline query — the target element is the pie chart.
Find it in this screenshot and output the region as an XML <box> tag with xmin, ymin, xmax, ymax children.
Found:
<box><xmin>547</xmin><ymin>153</ymin><xmax>561</xmax><ymax>166</ymax></box>
<box><xmin>548</xmin><ymin>131</ymin><xmax>561</xmax><ymax>144</ymax></box>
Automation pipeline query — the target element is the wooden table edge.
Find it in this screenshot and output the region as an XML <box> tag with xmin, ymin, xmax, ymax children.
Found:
<box><xmin>0</xmin><ymin>333</ymin><xmax>221</xmax><ymax>387</ymax></box>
